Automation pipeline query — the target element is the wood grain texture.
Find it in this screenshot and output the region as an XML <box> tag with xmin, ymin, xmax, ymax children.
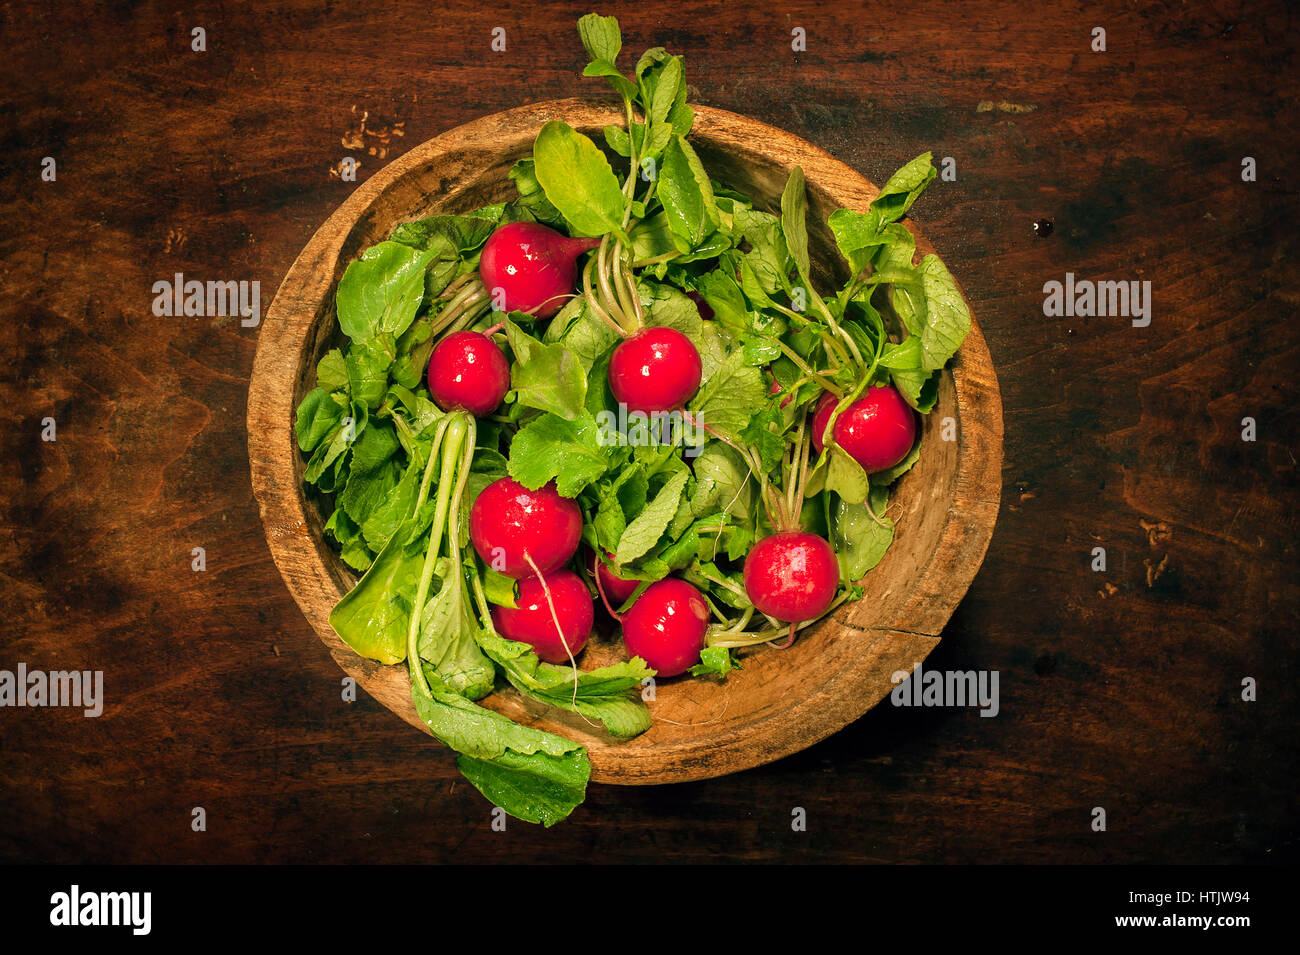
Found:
<box><xmin>247</xmin><ymin>98</ymin><xmax>1002</xmax><ymax>784</ymax></box>
<box><xmin>0</xmin><ymin>0</ymin><xmax>1296</xmax><ymax>863</ymax></box>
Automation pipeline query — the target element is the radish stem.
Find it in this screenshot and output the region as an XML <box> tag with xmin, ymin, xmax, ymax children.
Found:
<box><xmin>406</xmin><ymin>413</ymin><xmax>469</xmax><ymax>697</ymax></box>
<box><xmin>592</xmin><ymin>557</ymin><xmax>623</xmax><ymax>622</ymax></box>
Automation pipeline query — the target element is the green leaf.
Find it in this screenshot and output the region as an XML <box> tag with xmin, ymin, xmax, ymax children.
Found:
<box><xmin>477</xmin><ymin>630</ymin><xmax>654</xmax><ymax>738</ymax></box>
<box><xmin>879</xmin><ymin>335</ymin><xmax>923</xmax><ymax>371</ymax></box>
<box><xmin>328</xmin><ymin>531</ymin><xmax>422</xmax><ymax>664</ymax></box>
<box><xmin>417</xmin><ymin>564</ymin><xmax>495</xmax><ymax>700</ymax></box>
<box><xmin>828</xmin><ymin>151</ymin><xmax>933</xmax><ymax>276</ymax></box>
<box><xmin>551</xmin><ymin>692</ymin><xmax>651</xmax><ymax>738</ymax></box>
<box><xmin>410</xmin><ymin>680</ymin><xmax>590</xmax><ymax>827</ymax></box>
<box><xmin>829</xmin><ymin>216</ymin><xmax>920</xmax><ymax>280</ymax></box>
<box><xmin>740</xmin><ymin>409</ymin><xmax>785</xmax><ymax>474</ymax></box>
<box><xmin>335</xmin><ymin>242</ymin><xmax>435</xmax><ymax>342</ymax></box>
<box><xmin>659</xmin><ymin>526</ymin><xmax>700</xmax><ymax>569</ymax></box>
<box><xmin>391</xmin><ymin>310</ymin><xmax>436</xmax><ymax>390</ymax></box>
<box><xmin>689</xmin><ymin>645</ymin><xmax>738</xmax><ymax>679</ymax></box>
<box><xmin>339</xmin><ymin>457</ymin><xmax>399</xmax><ymax>529</ymax></box>
<box><xmin>689</xmin><ymin>352</ymin><xmax>769</xmax><ymax>444</ymax></box>
<box><xmin>316</xmin><ymin>349</ymin><xmax>349</xmax><ymax>391</ymax></box>
<box><xmin>639</xmin><ymin>54</ymin><xmax>683</xmax><ymax>128</ymax></box>
<box><xmin>507</xmin><ymin>321</ymin><xmax>588</xmax><ymax>419</ymax></box>
<box><xmin>780</xmin><ymin>166</ymin><xmax>811</xmax><ymax>280</ymax></box>
<box><xmin>690</xmin><ymin>441</ymin><xmax>754</xmax><ymax>520</ymax></box>
<box><xmin>741</xmin><ymin>334</ymin><xmax>783</xmax><ymax>367</ymax></box>
<box><xmin>734</xmin><ymin>207</ymin><xmax>793</xmax><ymax>294</ymax></box>
<box><xmin>738</xmin><ymin>260</ymin><xmax>777</xmax><ymax>309</ymax></box>
<box><xmin>348</xmin><ymin>418</ymin><xmax>398</xmax><ymax>473</ymax></box>
<box><xmin>593</xmin><ymin>486</ymin><xmax>627</xmax><ymax>552</ymax></box>
<box><xmin>303</xmin><ymin>404</ymin><xmax>362</xmax><ymax>486</ymax></box>
<box><xmin>344</xmin><ymin>336</ymin><xmax>392</xmax><ymax>410</ymax></box>
<box><xmin>634</xmin><ymin>46</ymin><xmax>668</xmax><ymax>82</ymax></box>
<box><xmin>829</xmin><ymin>210</ymin><xmax>881</xmax><ymax>276</ymax></box>
<box><xmin>508</xmin><ymin>159</ymin><xmax>566</xmax><ymax>228</ymax></box>
<box><xmin>917</xmin><ymin>254</ymin><xmax>972</xmax><ymax>371</ymax></box>
<box><xmin>693</xmin><ymin>269</ymin><xmax>750</xmax><ymax>336</ymax></box>
<box><xmin>508</xmin><ymin>412</ymin><xmax>611</xmax><ymax>497</ymax></box>
<box><xmin>325</xmin><ymin>508</ymin><xmax>374</xmax><ymax>573</ymax></box>
<box><xmin>831</xmin><ymin>485</ymin><xmax>894</xmax><ymax>580</ymax></box>
<box><xmin>694</xmin><ymin>561</ymin><xmax>751</xmax><ymax>608</ymax></box>
<box><xmin>582</xmin><ymin>59</ymin><xmax>637</xmax><ymax>101</ymax></box>
<box><xmin>872</xmin><ymin>222</ymin><xmax>918</xmax><ymax>273</ymax></box>
<box><xmin>658</xmin><ymin>134</ymin><xmax>720</xmax><ymax>246</ymax></box>
<box><xmin>413</xmin><ymin>675</ymin><xmax>584</xmax><ymax>761</ymax></box>
<box><xmin>360</xmin><ymin>455</ymin><xmax>422</xmax><ymax>551</ymax></box>
<box><xmin>668</xmin><ymin>98</ymin><xmax>694</xmax><ymax>137</ymax></box>
<box><xmin>295</xmin><ymin>386</ymin><xmax>345</xmax><ymax>453</ymax></box>
<box><xmin>643</xmin><ymin>280</ymin><xmax>702</xmax><ymax>340</ymax></box>
<box><xmin>628</xmin><ymin>211</ymin><xmax>675</xmax><ymax>262</ymax></box>
<box><xmin>891</xmin><ymin>366</ymin><xmax>939</xmax><ymax>413</ymax></box>
<box><xmin>616</xmin><ymin>466</ymin><xmax>649</xmax><ymax>517</ymax></box>
<box><xmin>390</xmin><ymin>215</ymin><xmax>496</xmax><ymax>255</ymax></box>
<box><xmin>577</xmin><ymin>13</ymin><xmax>622</xmax><ymax>64</ymax></box>
<box><xmin>466</xmin><ymin>201</ymin><xmax>509</xmax><ymax>223</ymax></box>
<box><xmin>533</xmin><ymin>121</ymin><xmax>627</xmax><ymax>238</ymax></box>
<box><xmin>870</xmin><ymin>151</ymin><xmax>936</xmax><ymax>227</ymax></box>
<box><xmin>825</xmin><ymin>446</ymin><xmax>869</xmax><ymax>505</ymax></box>
<box><xmin>455</xmin><ymin>749</ymin><xmax>589</xmax><ymax>828</ymax></box>
<box><xmin>615</xmin><ymin>470</ymin><xmax>689</xmax><ymax>563</ymax></box>
<box><xmin>482</xmin><ymin>566</ymin><xmax>519</xmax><ymax>608</ymax></box>
<box><xmin>604</xmin><ymin>124</ymin><xmax>632</xmax><ymax>157</ymax></box>
<box><xmin>544</xmin><ymin>297</ymin><xmax>621</xmax><ymax>374</ymax></box>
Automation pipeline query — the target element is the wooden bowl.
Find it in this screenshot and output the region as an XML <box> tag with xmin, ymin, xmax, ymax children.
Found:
<box><xmin>248</xmin><ymin>98</ymin><xmax>1003</xmax><ymax>785</ymax></box>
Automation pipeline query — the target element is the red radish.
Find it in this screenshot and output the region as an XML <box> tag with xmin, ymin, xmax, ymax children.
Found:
<box><xmin>811</xmin><ymin>384</ymin><xmax>916</xmax><ymax>473</ymax></box>
<box><xmin>811</xmin><ymin>391</ymin><xmax>837</xmax><ymax>454</ymax></box>
<box><xmin>742</xmin><ymin>531</ymin><xmax>840</xmax><ymax>622</ymax></box>
<box><xmin>470</xmin><ymin>478</ymin><xmax>582</xmax><ymax>579</ymax></box>
<box><xmin>685</xmin><ymin>289</ymin><xmax>715</xmax><ymax>320</ymax></box>
<box><xmin>768</xmin><ymin>375</ymin><xmax>793</xmax><ymax>409</ymax></box>
<box><xmin>608</xmin><ymin>326</ymin><xmax>703</xmax><ymax>414</ymax></box>
<box><xmin>491</xmin><ymin>569</ymin><xmax>593</xmax><ymax>664</ymax></box>
<box><xmin>621</xmin><ymin>578</ymin><xmax>710</xmax><ymax>677</ymax></box>
<box><xmin>591</xmin><ymin>551</ymin><xmax>641</xmax><ymax>606</ymax></box>
<box><xmin>426</xmin><ymin>330</ymin><xmax>510</xmax><ymax>416</ymax></box>
<box><xmin>478</xmin><ymin>221</ymin><xmax>599</xmax><ymax>318</ymax></box>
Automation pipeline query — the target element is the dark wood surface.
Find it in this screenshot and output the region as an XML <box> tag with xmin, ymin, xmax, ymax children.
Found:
<box><xmin>1</xmin><ymin>0</ymin><xmax>1295</xmax><ymax>864</ymax></box>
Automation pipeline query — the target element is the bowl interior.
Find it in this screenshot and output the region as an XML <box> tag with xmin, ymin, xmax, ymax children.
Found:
<box><xmin>258</xmin><ymin>100</ymin><xmax>1002</xmax><ymax>784</ymax></box>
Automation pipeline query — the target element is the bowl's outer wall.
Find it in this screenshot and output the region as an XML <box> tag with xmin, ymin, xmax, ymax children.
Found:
<box><xmin>248</xmin><ymin>99</ymin><xmax>1004</xmax><ymax>785</ymax></box>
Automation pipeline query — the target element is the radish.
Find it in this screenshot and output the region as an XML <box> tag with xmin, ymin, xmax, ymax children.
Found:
<box><xmin>478</xmin><ymin>221</ymin><xmax>599</xmax><ymax>319</ymax></box>
<box><xmin>469</xmin><ymin>477</ymin><xmax>582</xmax><ymax>578</ymax></box>
<box><xmin>768</xmin><ymin>375</ymin><xmax>793</xmax><ymax>409</ymax></box>
<box><xmin>607</xmin><ymin>326</ymin><xmax>703</xmax><ymax>414</ymax></box>
<box><xmin>426</xmin><ymin>330</ymin><xmax>510</xmax><ymax>416</ymax></box>
<box><xmin>811</xmin><ymin>384</ymin><xmax>917</xmax><ymax>473</ymax></box>
<box><xmin>591</xmin><ymin>550</ymin><xmax>641</xmax><ymax>607</ymax></box>
<box><xmin>621</xmin><ymin>578</ymin><xmax>710</xmax><ymax>677</ymax></box>
<box><xmin>491</xmin><ymin>569</ymin><xmax>593</xmax><ymax>664</ymax></box>
<box><xmin>810</xmin><ymin>391</ymin><xmax>836</xmax><ymax>454</ymax></box>
<box><xmin>742</xmin><ymin>531</ymin><xmax>839</xmax><ymax>623</ymax></box>
<box><xmin>685</xmin><ymin>289</ymin><xmax>714</xmax><ymax>319</ymax></box>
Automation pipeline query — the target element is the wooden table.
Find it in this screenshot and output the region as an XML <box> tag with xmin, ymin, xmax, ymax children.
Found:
<box><xmin>2</xmin><ymin>0</ymin><xmax>1295</xmax><ymax>863</ymax></box>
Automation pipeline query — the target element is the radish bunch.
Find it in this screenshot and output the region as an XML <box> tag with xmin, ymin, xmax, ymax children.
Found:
<box><xmin>297</xmin><ymin>11</ymin><xmax>972</xmax><ymax>827</ymax></box>
<box><xmin>469</xmin><ymin>477</ymin><xmax>592</xmax><ymax>664</ymax></box>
